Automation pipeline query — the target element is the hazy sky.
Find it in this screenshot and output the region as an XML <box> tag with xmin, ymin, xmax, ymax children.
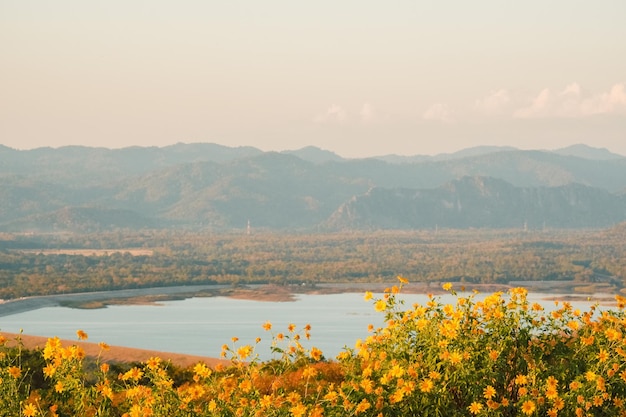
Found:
<box><xmin>2</xmin><ymin>1</ymin><xmax>625</xmax><ymax>157</ymax></box>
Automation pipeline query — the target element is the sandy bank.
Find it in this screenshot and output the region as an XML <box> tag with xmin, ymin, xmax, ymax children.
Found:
<box><xmin>1</xmin><ymin>332</ymin><xmax>229</xmax><ymax>369</ymax></box>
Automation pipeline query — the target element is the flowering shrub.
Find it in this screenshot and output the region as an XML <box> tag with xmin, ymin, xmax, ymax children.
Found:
<box><xmin>3</xmin><ymin>278</ymin><xmax>626</xmax><ymax>416</ymax></box>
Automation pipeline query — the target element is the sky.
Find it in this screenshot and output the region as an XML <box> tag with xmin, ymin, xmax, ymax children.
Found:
<box><xmin>1</xmin><ymin>1</ymin><xmax>625</xmax><ymax>158</ymax></box>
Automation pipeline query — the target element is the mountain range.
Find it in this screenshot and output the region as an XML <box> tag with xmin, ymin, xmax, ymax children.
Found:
<box><xmin>1</xmin><ymin>143</ymin><xmax>625</xmax><ymax>232</ymax></box>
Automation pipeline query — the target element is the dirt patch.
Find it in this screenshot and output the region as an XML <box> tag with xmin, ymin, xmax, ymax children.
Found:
<box><xmin>1</xmin><ymin>332</ymin><xmax>228</xmax><ymax>369</ymax></box>
<box><xmin>220</xmin><ymin>285</ymin><xmax>298</xmax><ymax>302</ymax></box>
<box><xmin>61</xmin><ymin>285</ymin><xmax>308</xmax><ymax>309</ymax></box>
<box><xmin>61</xmin><ymin>294</ymin><xmax>189</xmax><ymax>309</ymax></box>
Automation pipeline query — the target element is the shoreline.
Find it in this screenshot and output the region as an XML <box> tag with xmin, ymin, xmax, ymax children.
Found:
<box><xmin>0</xmin><ymin>282</ymin><xmax>478</xmax><ymax>316</ymax></box>
<box><xmin>1</xmin><ymin>331</ymin><xmax>229</xmax><ymax>369</ymax></box>
<box><xmin>0</xmin><ymin>282</ymin><xmax>618</xmax><ymax>318</ymax></box>
<box><xmin>1</xmin><ymin>283</ymin><xmax>619</xmax><ymax>367</ymax></box>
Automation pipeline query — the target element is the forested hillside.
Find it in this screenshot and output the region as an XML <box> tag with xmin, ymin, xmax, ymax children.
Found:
<box><xmin>1</xmin><ymin>143</ymin><xmax>625</xmax><ymax>231</ymax></box>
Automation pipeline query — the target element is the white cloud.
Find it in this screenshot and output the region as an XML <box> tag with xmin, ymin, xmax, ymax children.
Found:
<box><xmin>422</xmin><ymin>103</ymin><xmax>453</xmax><ymax>123</ymax></box>
<box><xmin>514</xmin><ymin>83</ymin><xmax>626</xmax><ymax>119</ymax></box>
<box><xmin>474</xmin><ymin>89</ymin><xmax>511</xmax><ymax>115</ymax></box>
<box><xmin>314</xmin><ymin>104</ymin><xmax>347</xmax><ymax>123</ymax></box>
<box><xmin>360</xmin><ymin>102</ymin><xmax>375</xmax><ymax>122</ymax></box>
<box><xmin>580</xmin><ymin>83</ymin><xmax>626</xmax><ymax>116</ymax></box>
<box><xmin>561</xmin><ymin>82</ymin><xmax>581</xmax><ymax>96</ymax></box>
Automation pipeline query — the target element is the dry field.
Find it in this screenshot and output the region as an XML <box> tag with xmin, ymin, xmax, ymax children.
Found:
<box><xmin>17</xmin><ymin>249</ymin><xmax>154</xmax><ymax>256</ymax></box>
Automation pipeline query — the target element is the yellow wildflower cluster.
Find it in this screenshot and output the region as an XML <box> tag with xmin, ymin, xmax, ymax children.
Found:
<box><xmin>4</xmin><ymin>278</ymin><xmax>626</xmax><ymax>416</ymax></box>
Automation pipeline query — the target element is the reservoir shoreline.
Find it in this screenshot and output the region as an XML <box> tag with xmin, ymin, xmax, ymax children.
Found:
<box><xmin>0</xmin><ymin>281</ymin><xmax>616</xmax><ymax>318</ymax></box>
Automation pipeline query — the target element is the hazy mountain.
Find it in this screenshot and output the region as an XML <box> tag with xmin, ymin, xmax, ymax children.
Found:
<box><xmin>0</xmin><ymin>143</ymin><xmax>263</xmax><ymax>186</ymax></box>
<box><xmin>282</xmin><ymin>146</ymin><xmax>344</xmax><ymax>163</ymax></box>
<box><xmin>2</xmin><ymin>206</ymin><xmax>155</xmax><ymax>233</ymax></box>
<box><xmin>103</xmin><ymin>153</ymin><xmax>370</xmax><ymax>229</ymax></box>
<box><xmin>552</xmin><ymin>144</ymin><xmax>624</xmax><ymax>160</ymax></box>
<box><xmin>375</xmin><ymin>145</ymin><xmax>519</xmax><ymax>163</ymax></box>
<box><xmin>323</xmin><ymin>176</ymin><xmax>626</xmax><ymax>231</ymax></box>
<box><xmin>1</xmin><ymin>143</ymin><xmax>625</xmax><ymax>232</ymax></box>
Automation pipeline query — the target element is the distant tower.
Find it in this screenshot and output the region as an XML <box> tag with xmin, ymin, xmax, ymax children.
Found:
<box><xmin>247</xmin><ymin>219</ymin><xmax>251</xmax><ymax>235</ymax></box>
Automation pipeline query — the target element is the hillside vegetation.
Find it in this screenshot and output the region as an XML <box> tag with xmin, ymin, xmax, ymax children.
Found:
<box><xmin>1</xmin><ymin>144</ymin><xmax>625</xmax><ymax>231</ymax></box>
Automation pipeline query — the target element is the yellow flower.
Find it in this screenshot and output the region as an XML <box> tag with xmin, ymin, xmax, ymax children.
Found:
<box><xmin>580</xmin><ymin>335</ymin><xmax>594</xmax><ymax>346</ymax></box>
<box><xmin>354</xmin><ymin>399</ymin><xmax>371</xmax><ymax>414</ymax></box>
<box><xmin>262</xmin><ymin>321</ymin><xmax>272</xmax><ymax>331</ymax></box>
<box><xmin>260</xmin><ymin>395</ymin><xmax>273</xmax><ymax>408</ymax></box>
<box><xmin>237</xmin><ymin>345</ymin><xmax>253</xmax><ymax>359</ymax></box>
<box><xmin>23</xmin><ymin>404</ymin><xmax>37</xmax><ymax>417</ymax></box>
<box><xmin>146</xmin><ymin>356</ymin><xmax>162</xmax><ymax>370</ymax></box>
<box><xmin>374</xmin><ymin>299</ymin><xmax>387</xmax><ymax>312</ymax></box>
<box><xmin>484</xmin><ymin>385</ymin><xmax>496</xmax><ymax>399</ymax></box>
<box><xmin>515</xmin><ymin>374</ymin><xmax>528</xmax><ymax>385</ymax></box>
<box><xmin>54</xmin><ymin>381</ymin><xmax>65</xmax><ymax>393</ymax></box>
<box><xmin>553</xmin><ymin>397</ymin><xmax>565</xmax><ymax>410</ymax></box>
<box><xmin>122</xmin><ymin>367</ymin><xmax>144</xmax><ymax>381</ymax></box>
<box><xmin>545</xmin><ymin>386</ymin><xmax>558</xmax><ymax>399</ymax></box>
<box><xmin>76</xmin><ymin>329</ymin><xmax>88</xmax><ymax>340</ymax></box>
<box><xmin>546</xmin><ymin>376</ymin><xmax>558</xmax><ymax>388</ymax></box>
<box><xmin>8</xmin><ymin>366</ymin><xmax>21</xmax><ymax>378</ymax></box>
<box><xmin>389</xmin><ymin>364</ymin><xmax>405</xmax><ymax>378</ymax></box>
<box><xmin>310</xmin><ymin>346</ymin><xmax>323</xmax><ymax>361</ymax></box>
<box><xmin>239</xmin><ymin>379</ymin><xmax>252</xmax><ymax>393</ymax></box>
<box><xmin>605</xmin><ymin>327</ymin><xmax>622</xmax><ymax>341</ymax></box>
<box><xmin>429</xmin><ymin>370</ymin><xmax>441</xmax><ymax>380</ymax></box>
<box><xmin>364</xmin><ymin>291</ymin><xmax>373</xmax><ymax>301</ymax></box>
<box><xmin>488</xmin><ymin>349</ymin><xmax>499</xmax><ymax>361</ymax></box>
<box><xmin>43</xmin><ymin>364</ymin><xmax>56</xmax><ymax>378</ymax></box>
<box><xmin>598</xmin><ymin>349</ymin><xmax>609</xmax><ymax>362</ymax></box>
<box><xmin>419</xmin><ymin>378</ymin><xmax>434</xmax><ymax>393</ymax></box>
<box><xmin>324</xmin><ymin>390</ymin><xmax>338</xmax><ymax>403</ymax></box>
<box><xmin>442</xmin><ymin>282</ymin><xmax>453</xmax><ymax>291</ymax></box>
<box><xmin>288</xmin><ymin>323</ymin><xmax>297</xmax><ymax>332</ymax></box>
<box><xmin>521</xmin><ymin>400</ymin><xmax>536</xmax><ymax>415</ymax></box>
<box><xmin>468</xmin><ymin>402</ymin><xmax>483</xmax><ymax>414</ymax></box>
<box><xmin>449</xmin><ymin>351</ymin><xmax>463</xmax><ymax>365</ymax></box>
<box><xmin>416</xmin><ymin>318</ymin><xmax>429</xmax><ymax>330</ymax></box>
<box><xmin>208</xmin><ymin>399</ymin><xmax>217</xmax><ymax>412</ymax></box>
<box><xmin>22</xmin><ymin>403</ymin><xmax>37</xmax><ymax>417</ymax></box>
<box><xmin>96</xmin><ymin>382</ymin><xmax>113</xmax><ymax>400</ymax></box>
<box><xmin>193</xmin><ymin>363</ymin><xmax>212</xmax><ymax>378</ymax></box>
<box><xmin>289</xmin><ymin>403</ymin><xmax>307</xmax><ymax>417</ymax></box>
<box><xmin>397</xmin><ymin>275</ymin><xmax>409</xmax><ymax>284</ymax></box>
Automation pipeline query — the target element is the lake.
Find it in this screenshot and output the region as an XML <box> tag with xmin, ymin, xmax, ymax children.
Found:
<box><xmin>0</xmin><ymin>291</ymin><xmax>609</xmax><ymax>361</ymax></box>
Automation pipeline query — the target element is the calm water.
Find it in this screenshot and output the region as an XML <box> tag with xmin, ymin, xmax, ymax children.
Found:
<box><xmin>0</xmin><ymin>292</ymin><xmax>608</xmax><ymax>360</ymax></box>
